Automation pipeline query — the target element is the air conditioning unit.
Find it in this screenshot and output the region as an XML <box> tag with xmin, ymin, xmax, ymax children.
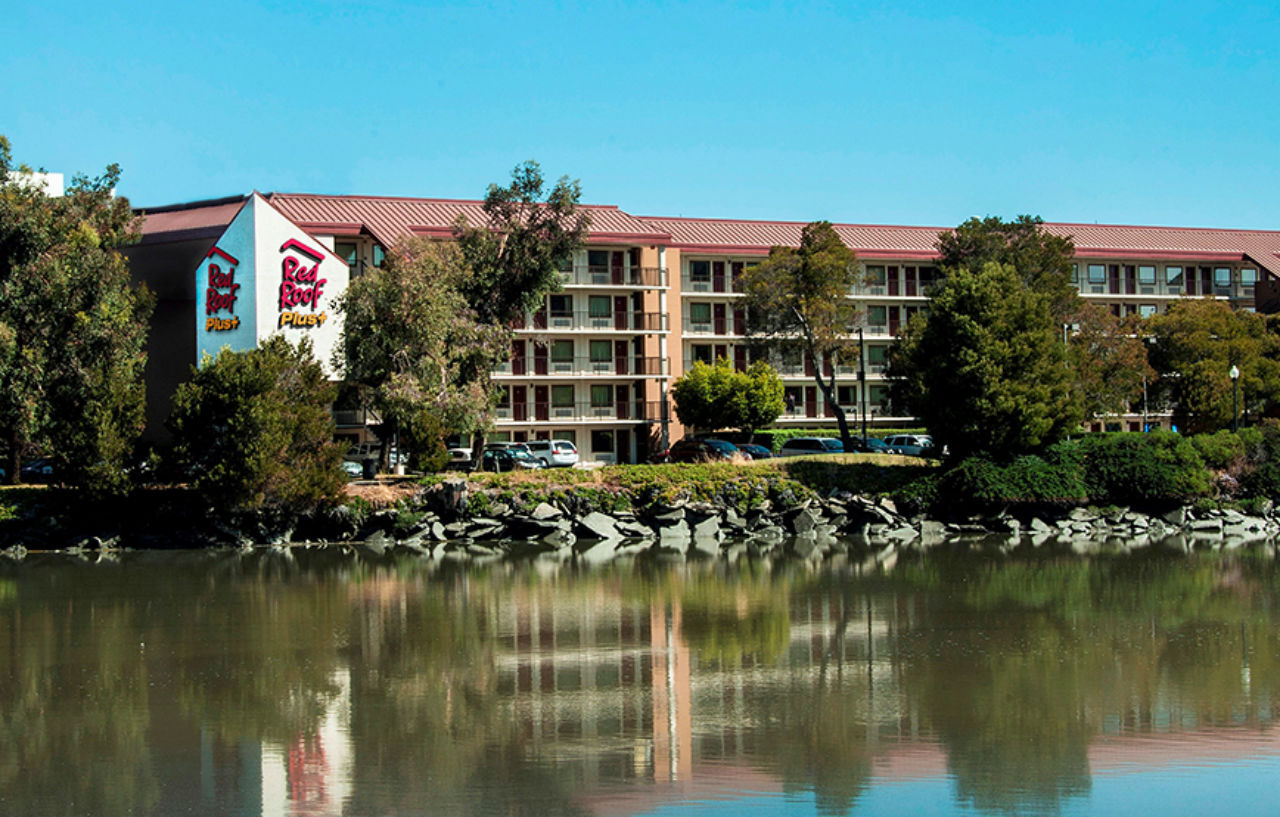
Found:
<box><xmin>1089</xmin><ymin>286</ymin><xmax>1104</xmax><ymax>294</ymax></box>
<box><xmin>691</xmin><ymin>281</ymin><xmax>710</xmax><ymax>292</ymax></box>
<box><xmin>591</xmin><ymin>272</ymin><xmax>609</xmax><ymax>284</ymax></box>
<box><xmin>592</xmin><ymin>362</ymin><xmax>611</xmax><ymax>373</ymax></box>
<box><xmin>691</xmin><ymin>322</ymin><xmax>711</xmax><ymax>333</ymax></box>
<box><xmin>551</xmin><ymin>317</ymin><xmax>572</xmax><ymax>328</ymax></box>
<box><xmin>1140</xmin><ymin>286</ymin><xmax>1154</xmax><ymax>295</ymax></box>
<box><xmin>591</xmin><ymin>318</ymin><xmax>611</xmax><ymax>328</ymax></box>
<box><xmin>592</xmin><ymin>407</ymin><xmax>612</xmax><ymax>418</ymax></box>
<box><xmin>869</xmin><ymin>286</ymin><xmax>886</xmax><ymax>295</ymax></box>
<box><xmin>553</xmin><ymin>362</ymin><xmax>572</xmax><ymax>372</ymax></box>
<box><xmin>553</xmin><ymin>408</ymin><xmax>573</xmax><ymax>418</ymax></box>
<box><xmin>496</xmin><ymin>407</ymin><xmax>512</xmax><ymax>419</ymax></box>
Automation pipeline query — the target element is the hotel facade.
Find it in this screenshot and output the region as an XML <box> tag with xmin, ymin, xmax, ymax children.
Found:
<box><xmin>128</xmin><ymin>192</ymin><xmax>1280</xmax><ymax>464</ymax></box>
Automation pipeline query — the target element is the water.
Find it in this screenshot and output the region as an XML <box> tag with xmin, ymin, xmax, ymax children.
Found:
<box><xmin>2</xmin><ymin>547</ymin><xmax>1278</xmax><ymax>816</ymax></box>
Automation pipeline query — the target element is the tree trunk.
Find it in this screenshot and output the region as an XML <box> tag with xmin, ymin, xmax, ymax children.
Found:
<box><xmin>5</xmin><ymin>427</ymin><xmax>19</xmax><ymax>486</ymax></box>
<box><xmin>811</xmin><ymin>370</ymin><xmax>853</xmax><ymax>451</ymax></box>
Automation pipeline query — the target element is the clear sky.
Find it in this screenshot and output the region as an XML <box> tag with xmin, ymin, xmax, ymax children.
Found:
<box><xmin>4</xmin><ymin>0</ymin><xmax>1278</xmax><ymax>229</ymax></box>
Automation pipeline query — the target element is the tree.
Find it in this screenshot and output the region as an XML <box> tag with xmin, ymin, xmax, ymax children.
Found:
<box><xmin>936</xmin><ymin>215</ymin><xmax>1080</xmax><ymax>319</ymax></box>
<box><xmin>454</xmin><ymin>160</ymin><xmax>590</xmax><ymax>326</ymax></box>
<box><xmin>1066</xmin><ymin>303</ymin><xmax>1155</xmax><ymax>422</ymax></box>
<box><xmin>671</xmin><ymin>357</ymin><xmax>784</xmax><ymax>435</ymax></box>
<box><xmin>1146</xmin><ymin>298</ymin><xmax>1280</xmax><ymax>434</ymax></box>
<box><xmin>337</xmin><ymin>238</ymin><xmax>507</xmax><ymax>467</ymax></box>
<box><xmin>0</xmin><ymin>135</ymin><xmax>154</xmax><ymax>493</ymax></box>
<box><xmin>168</xmin><ymin>336</ymin><xmax>345</xmax><ymax>511</ymax></box>
<box><xmin>889</xmin><ymin>262</ymin><xmax>1082</xmax><ymax>458</ymax></box>
<box><xmin>741</xmin><ymin>221</ymin><xmax>861</xmax><ymax>449</ymax></box>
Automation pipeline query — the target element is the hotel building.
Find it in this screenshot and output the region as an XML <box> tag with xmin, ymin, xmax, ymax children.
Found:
<box><xmin>129</xmin><ymin>192</ymin><xmax>1280</xmax><ymax>464</ymax></box>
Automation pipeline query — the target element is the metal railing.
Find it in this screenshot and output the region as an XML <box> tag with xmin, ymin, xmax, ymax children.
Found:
<box><xmin>495</xmin><ymin>400</ymin><xmax>670</xmax><ymax>423</ymax></box>
<box><xmin>681</xmin><ymin>314</ymin><xmax>745</xmax><ymax>336</ymax></box>
<box><xmin>496</xmin><ymin>356</ymin><xmax>669</xmax><ymax>377</ymax></box>
<box><xmin>516</xmin><ymin>311</ymin><xmax>668</xmax><ymax>332</ymax></box>
<box><xmin>556</xmin><ymin>265</ymin><xmax>668</xmax><ymax>288</ymax></box>
<box><xmin>681</xmin><ymin>274</ymin><xmax>745</xmax><ymax>294</ymax></box>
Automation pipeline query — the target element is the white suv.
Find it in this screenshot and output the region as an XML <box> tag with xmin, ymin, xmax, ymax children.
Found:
<box><xmin>527</xmin><ymin>439</ymin><xmax>579</xmax><ymax>468</ymax></box>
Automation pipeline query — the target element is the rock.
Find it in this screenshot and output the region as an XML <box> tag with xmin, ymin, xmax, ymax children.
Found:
<box><xmin>919</xmin><ymin>519</ymin><xmax>946</xmax><ymax>545</ymax></box>
<box><xmin>441</xmin><ymin>478</ymin><xmax>468</xmax><ymax>515</ymax></box>
<box><xmin>428</xmin><ymin>521</ymin><xmax>447</xmax><ymax>541</ymax></box>
<box><xmin>787</xmin><ymin>507</ymin><xmax>821</xmax><ymax>535</ymax></box>
<box><xmin>650</xmin><ymin>506</ymin><xmax>686</xmax><ymax>523</ymax></box>
<box><xmin>1189</xmin><ymin>518</ymin><xmax>1224</xmax><ymax>534</ymax></box>
<box><xmin>1163</xmin><ymin>506</ymin><xmax>1189</xmax><ymax>526</ymax></box>
<box><xmin>531</xmin><ymin>502</ymin><xmax>562</xmax><ymax>520</ymax></box>
<box><xmin>1029</xmin><ymin>517</ymin><xmax>1053</xmax><ymax>533</ymax></box>
<box><xmin>1068</xmin><ymin>508</ymin><xmax>1097</xmax><ymax>522</ymax></box>
<box><xmin>658</xmin><ymin>520</ymin><xmax>690</xmax><ymax>541</ymax></box>
<box><xmin>877</xmin><ymin>497</ymin><xmax>899</xmax><ymax>516</ymax></box>
<box><xmin>690</xmin><ymin>515</ymin><xmax>721</xmax><ymax>539</ymax></box>
<box><xmin>364</xmin><ymin>529</ymin><xmax>392</xmax><ymax>551</ymax></box>
<box><xmin>576</xmin><ymin>511</ymin><xmax>621</xmax><ymax>541</ymax></box>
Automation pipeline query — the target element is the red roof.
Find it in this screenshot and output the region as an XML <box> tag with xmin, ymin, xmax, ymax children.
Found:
<box><xmin>265</xmin><ymin>192</ymin><xmax>671</xmax><ymax>248</ymax></box>
<box><xmin>642</xmin><ymin>214</ymin><xmax>1280</xmax><ymax>275</ymax></box>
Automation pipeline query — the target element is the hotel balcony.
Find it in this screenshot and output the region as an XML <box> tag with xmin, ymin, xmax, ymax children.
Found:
<box><xmin>681</xmin><ymin>273</ymin><xmax>745</xmax><ymax>294</ymax></box>
<box><xmin>495</xmin><ymin>400</ymin><xmax>670</xmax><ymax>423</ymax></box>
<box><xmin>557</xmin><ymin>265</ymin><xmax>668</xmax><ymax>288</ymax></box>
<box><xmin>515</xmin><ymin>311</ymin><xmax>668</xmax><ymax>333</ymax></box>
<box><xmin>495</xmin><ymin>356</ymin><xmax>669</xmax><ymax>378</ymax></box>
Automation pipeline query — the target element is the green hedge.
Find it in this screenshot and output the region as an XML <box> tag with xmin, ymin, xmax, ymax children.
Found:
<box><xmin>1076</xmin><ymin>432</ymin><xmax>1210</xmax><ymax>505</ymax></box>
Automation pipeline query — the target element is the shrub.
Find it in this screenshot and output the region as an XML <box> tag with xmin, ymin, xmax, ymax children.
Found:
<box><xmin>1191</xmin><ymin>430</ymin><xmax>1246</xmax><ymax>471</ymax></box>
<box><xmin>1077</xmin><ymin>432</ymin><xmax>1210</xmax><ymax>506</ymax></box>
<box><xmin>167</xmin><ymin>337</ymin><xmax>346</xmax><ymax>511</ymax></box>
<box><xmin>928</xmin><ymin>453</ymin><xmax>1087</xmax><ymax>515</ymax></box>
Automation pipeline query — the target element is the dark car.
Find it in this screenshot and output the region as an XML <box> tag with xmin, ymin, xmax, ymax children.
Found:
<box><xmin>480</xmin><ymin>448</ymin><xmax>543</xmax><ymax>472</ymax></box>
<box><xmin>668</xmin><ymin>438</ymin><xmax>743</xmax><ymax>463</ymax></box>
<box><xmin>846</xmin><ymin>436</ymin><xmax>891</xmax><ymax>454</ymax></box>
<box><xmin>778</xmin><ymin>437</ymin><xmax>843</xmax><ymax>457</ymax></box>
<box><xmin>737</xmin><ymin>443</ymin><xmax>773</xmax><ymax>460</ymax></box>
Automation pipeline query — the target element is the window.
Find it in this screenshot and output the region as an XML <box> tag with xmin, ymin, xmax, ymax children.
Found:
<box><xmin>837</xmin><ymin>385</ymin><xmax>857</xmax><ymax>404</ymax></box>
<box><xmin>867</xmin><ymin>345</ymin><xmax>887</xmax><ymax>366</ymax></box>
<box><xmin>866</xmin><ymin>265</ymin><xmax>886</xmax><ymax>285</ymax></box>
<box><xmin>549</xmin><ymin>294</ymin><xmax>573</xmax><ymax>317</ymax></box>
<box><xmin>689</xmin><ymin>303</ymin><xmax>711</xmax><ymax>324</ymax></box>
<box><xmin>1166</xmin><ymin>266</ymin><xmax>1184</xmax><ymax>290</ymax></box>
<box><xmin>556</xmin><ymin>254</ymin><xmax>574</xmax><ymax>272</ymax></box>
<box><xmin>869</xmin><ymin>385</ymin><xmax>889</xmax><ymax>409</ymax></box>
<box><xmin>591</xmin><ymin>429</ymin><xmax>614</xmax><ymax>455</ymax></box>
<box><xmin>691</xmin><ymin>344</ymin><xmax>713</xmax><ymax>364</ymax></box>
<box><xmin>557</xmin><ymin>430</ymin><xmax>576</xmax><ymax>445</ymax></box>
<box><xmin>590</xmin><ymin>385</ymin><xmax>611</xmax><ymax>407</ymax></box>
<box><xmin>588</xmin><ymin>249</ymin><xmax>610</xmax><ymax>270</ymax></box>
<box><xmin>689</xmin><ymin>260</ymin><xmax>711</xmax><ymax>283</ymax></box>
<box><xmin>867</xmin><ymin>305</ymin><xmax>887</xmax><ymax>326</ymax></box>
<box><xmin>1088</xmin><ymin>264</ymin><xmax>1106</xmax><ymax>284</ymax></box>
<box><xmin>1138</xmin><ymin>266</ymin><xmax>1156</xmax><ymax>285</ymax></box>
<box><xmin>589</xmin><ymin>296</ymin><xmax>611</xmax><ymax>318</ymax></box>
<box><xmin>550</xmin><ymin>340</ymin><xmax>573</xmax><ymax>362</ymax></box>
<box><xmin>1138</xmin><ymin>304</ymin><xmax>1157</xmax><ymax>318</ymax></box>
<box><xmin>335</xmin><ymin>241</ymin><xmax>359</xmax><ymax>274</ymax></box>
<box><xmin>1242</xmin><ymin>268</ymin><xmax>1258</xmax><ymax>286</ymax></box>
<box><xmin>372</xmin><ymin>244</ymin><xmax>386</xmax><ymax>268</ymax></box>
<box><xmin>589</xmin><ymin>340</ymin><xmax>611</xmax><ymax>363</ymax></box>
<box><xmin>1215</xmin><ymin>267</ymin><xmax>1232</xmax><ymax>287</ymax></box>
<box><xmin>551</xmin><ymin>385</ymin><xmax>574</xmax><ymax>407</ymax></box>
<box><xmin>497</xmin><ymin>387</ymin><xmax>510</xmax><ymax>408</ymax></box>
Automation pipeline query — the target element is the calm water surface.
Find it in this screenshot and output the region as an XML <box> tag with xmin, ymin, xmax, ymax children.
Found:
<box><xmin>2</xmin><ymin>547</ymin><xmax>1279</xmax><ymax>816</ymax></box>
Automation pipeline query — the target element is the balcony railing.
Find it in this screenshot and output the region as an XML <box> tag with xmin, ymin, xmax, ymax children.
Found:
<box><xmin>682</xmin><ymin>314</ymin><xmax>743</xmax><ymax>336</ymax></box>
<box><xmin>516</xmin><ymin>311</ymin><xmax>668</xmax><ymax>332</ymax></box>
<box><xmin>556</xmin><ymin>265</ymin><xmax>668</xmax><ymax>288</ymax></box>
<box><xmin>495</xmin><ymin>400</ymin><xmax>670</xmax><ymax>423</ymax></box>
<box><xmin>681</xmin><ymin>274</ymin><xmax>745</xmax><ymax>294</ymax></box>
<box><xmin>332</xmin><ymin>407</ymin><xmax>379</xmax><ymax>427</ymax></box>
<box><xmin>496</xmin><ymin>356</ymin><xmax>669</xmax><ymax>377</ymax></box>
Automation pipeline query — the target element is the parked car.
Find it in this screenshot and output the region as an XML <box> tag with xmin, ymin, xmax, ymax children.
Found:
<box><xmin>668</xmin><ymin>438</ymin><xmax>743</xmax><ymax>463</ymax></box>
<box><xmin>526</xmin><ymin>439</ymin><xmax>579</xmax><ymax>468</ymax></box>
<box><xmin>883</xmin><ymin>434</ymin><xmax>936</xmax><ymax>457</ymax></box>
<box><xmin>736</xmin><ymin>443</ymin><xmax>773</xmax><ymax>460</ymax></box>
<box><xmin>341</xmin><ymin>460</ymin><xmax>364</xmax><ymax>479</ymax></box>
<box><xmin>778</xmin><ymin>437</ymin><xmax>843</xmax><ymax>457</ymax></box>
<box><xmin>480</xmin><ymin>447</ymin><xmax>543</xmax><ymax>472</ymax></box>
<box><xmin>846</xmin><ymin>436</ymin><xmax>891</xmax><ymax>454</ymax></box>
<box><xmin>446</xmin><ymin>447</ymin><xmax>474</xmax><ymax>470</ymax></box>
<box><xmin>20</xmin><ymin>458</ymin><xmax>55</xmax><ymax>483</ymax></box>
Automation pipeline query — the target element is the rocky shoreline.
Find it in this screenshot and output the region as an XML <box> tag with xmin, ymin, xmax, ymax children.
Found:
<box><xmin>6</xmin><ymin>478</ymin><xmax>1274</xmax><ymax>562</ymax></box>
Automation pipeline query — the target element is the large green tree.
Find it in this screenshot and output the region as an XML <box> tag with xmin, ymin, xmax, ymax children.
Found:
<box><xmin>1066</xmin><ymin>303</ymin><xmax>1155</xmax><ymax>422</ymax></box>
<box><xmin>337</xmin><ymin>238</ymin><xmax>507</xmax><ymax>466</ymax></box>
<box><xmin>936</xmin><ymin>215</ymin><xmax>1080</xmax><ymax>320</ymax></box>
<box><xmin>1146</xmin><ymin>298</ymin><xmax>1280</xmax><ymax>434</ymax></box>
<box><xmin>890</xmin><ymin>262</ymin><xmax>1082</xmax><ymax>458</ymax></box>
<box><xmin>168</xmin><ymin>336</ymin><xmax>345</xmax><ymax>511</ymax></box>
<box><xmin>671</xmin><ymin>358</ymin><xmax>784</xmax><ymax>435</ymax></box>
<box><xmin>454</xmin><ymin>160</ymin><xmax>590</xmax><ymax>326</ymax></box>
<box><xmin>741</xmin><ymin>221</ymin><xmax>861</xmax><ymax>450</ymax></box>
<box><xmin>0</xmin><ymin>136</ymin><xmax>154</xmax><ymax>493</ymax></box>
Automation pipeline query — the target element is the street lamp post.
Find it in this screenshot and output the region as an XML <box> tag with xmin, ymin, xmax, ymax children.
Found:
<box><xmin>1230</xmin><ymin>364</ymin><xmax>1241</xmax><ymax>433</ymax></box>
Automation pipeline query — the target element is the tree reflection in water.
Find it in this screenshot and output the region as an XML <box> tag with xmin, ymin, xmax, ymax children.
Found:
<box><xmin>0</xmin><ymin>549</ymin><xmax>1279</xmax><ymax>816</ymax></box>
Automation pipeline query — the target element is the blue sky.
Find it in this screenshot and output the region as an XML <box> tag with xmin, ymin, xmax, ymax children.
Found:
<box><xmin>4</xmin><ymin>0</ymin><xmax>1279</xmax><ymax>229</ymax></box>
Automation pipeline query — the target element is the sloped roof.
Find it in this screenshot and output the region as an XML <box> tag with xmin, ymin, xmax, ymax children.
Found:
<box><xmin>265</xmin><ymin>192</ymin><xmax>671</xmax><ymax>248</ymax></box>
<box><xmin>133</xmin><ymin>195</ymin><xmax>248</xmax><ymax>245</ymax></box>
<box><xmin>642</xmin><ymin>214</ymin><xmax>1280</xmax><ymax>276</ymax></box>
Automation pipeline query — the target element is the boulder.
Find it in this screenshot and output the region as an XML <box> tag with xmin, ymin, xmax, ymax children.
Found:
<box><xmin>531</xmin><ymin>502</ymin><xmax>562</xmax><ymax>520</ymax></box>
<box><xmin>575</xmin><ymin>511</ymin><xmax>621</xmax><ymax>541</ymax></box>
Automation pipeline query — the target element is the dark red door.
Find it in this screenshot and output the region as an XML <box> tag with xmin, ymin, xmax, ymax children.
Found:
<box><xmin>905</xmin><ymin>267</ymin><xmax>917</xmax><ymax>296</ymax></box>
<box><xmin>713</xmin><ymin>303</ymin><xmax>726</xmax><ymax>335</ymax></box>
<box><xmin>533</xmin><ymin>303</ymin><xmax>547</xmax><ymax>330</ymax></box>
<box><xmin>888</xmin><ymin>266</ymin><xmax>899</xmax><ymax>296</ymax></box>
<box><xmin>712</xmin><ymin>261</ymin><xmax>725</xmax><ymax>293</ymax></box>
<box><xmin>731</xmin><ymin>261</ymin><xmax>745</xmax><ymax>293</ymax></box>
<box><xmin>511</xmin><ymin>340</ymin><xmax>526</xmax><ymax>375</ymax></box>
<box><xmin>534</xmin><ymin>342</ymin><xmax>548</xmax><ymax>376</ymax></box>
<box><xmin>732</xmin><ymin>306</ymin><xmax>744</xmax><ymax>335</ymax></box>
<box><xmin>611</xmin><ymin>251</ymin><xmax>624</xmax><ymax>285</ymax></box>
<box><xmin>733</xmin><ymin>346</ymin><xmax>747</xmax><ymax>372</ymax></box>
<box><xmin>614</xmin><ymin>340</ymin><xmax>628</xmax><ymax>375</ymax></box>
<box><xmin>614</xmin><ymin>296</ymin><xmax>628</xmax><ymax>330</ymax></box>
<box><xmin>615</xmin><ymin>384</ymin><xmax>630</xmax><ymax>420</ymax></box>
<box><xmin>512</xmin><ymin>385</ymin><xmax>527</xmax><ymax>422</ymax></box>
<box><xmin>534</xmin><ymin>385</ymin><xmax>548</xmax><ymax>421</ymax></box>
<box><xmin>805</xmin><ymin>387</ymin><xmax>817</xmax><ymax>418</ymax></box>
